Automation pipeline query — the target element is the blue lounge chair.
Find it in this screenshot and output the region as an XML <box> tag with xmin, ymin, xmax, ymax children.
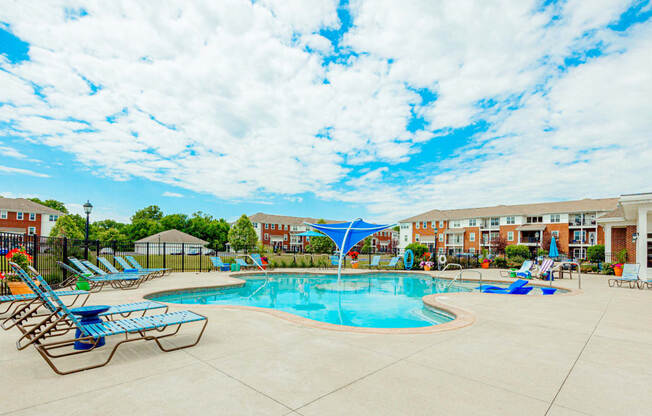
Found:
<box><xmin>249</xmin><ymin>254</ymin><xmax>265</xmax><ymax>269</ymax></box>
<box><xmin>479</xmin><ymin>279</ymin><xmax>531</xmax><ymax>294</ymax></box>
<box><xmin>97</xmin><ymin>256</ymin><xmax>126</xmax><ymax>274</ymax></box>
<box><xmin>10</xmin><ymin>262</ymin><xmax>207</xmax><ymax>375</ymax></box>
<box><xmin>235</xmin><ymin>258</ymin><xmax>251</xmax><ymax>269</ymax></box>
<box><xmin>125</xmin><ymin>256</ymin><xmax>170</xmax><ymax>276</ymax></box>
<box><xmin>369</xmin><ymin>255</ymin><xmax>381</xmax><ymax>269</ymax></box>
<box><xmin>3</xmin><ymin>265</ymin><xmax>168</xmax><ymax>331</ymax></box>
<box><xmin>210</xmin><ymin>257</ymin><xmax>231</xmax><ymax>271</ymax></box>
<box><xmin>81</xmin><ymin>260</ymin><xmax>148</xmax><ymax>278</ymax></box>
<box><xmin>58</xmin><ymin>262</ymin><xmax>145</xmax><ymax>292</ymax></box>
<box><xmin>608</xmin><ymin>264</ymin><xmax>641</xmax><ymax>288</ymax></box>
<box><xmin>386</xmin><ymin>256</ymin><xmax>400</xmax><ymax>269</ymax></box>
<box><xmin>330</xmin><ymin>255</ymin><xmax>340</xmax><ymax>266</ymax></box>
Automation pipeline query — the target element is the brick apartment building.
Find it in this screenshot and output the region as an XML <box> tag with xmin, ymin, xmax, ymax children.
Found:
<box><xmin>398</xmin><ymin>197</ymin><xmax>620</xmax><ymax>260</ymax></box>
<box><xmin>0</xmin><ymin>197</ymin><xmax>65</xmax><ymax>236</ymax></box>
<box><xmin>248</xmin><ymin>213</ymin><xmax>398</xmax><ymax>253</ymax></box>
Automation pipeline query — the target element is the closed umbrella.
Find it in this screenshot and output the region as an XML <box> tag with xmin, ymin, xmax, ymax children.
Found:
<box><xmin>549</xmin><ymin>235</ymin><xmax>559</xmax><ymax>258</ymax></box>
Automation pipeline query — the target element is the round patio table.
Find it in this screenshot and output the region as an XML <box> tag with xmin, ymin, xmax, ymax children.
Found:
<box><xmin>70</xmin><ymin>305</ymin><xmax>110</xmax><ymax>350</ymax></box>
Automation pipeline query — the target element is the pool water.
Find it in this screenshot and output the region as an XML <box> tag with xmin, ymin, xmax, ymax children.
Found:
<box><xmin>149</xmin><ymin>273</ymin><xmax>470</xmax><ymax>328</ymax></box>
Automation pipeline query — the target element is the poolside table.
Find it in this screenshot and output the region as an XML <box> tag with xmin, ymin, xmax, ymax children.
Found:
<box><xmin>71</xmin><ymin>305</ymin><xmax>111</xmax><ymax>350</ymax></box>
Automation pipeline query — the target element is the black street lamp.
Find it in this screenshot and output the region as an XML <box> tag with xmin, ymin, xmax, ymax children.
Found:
<box><xmin>83</xmin><ymin>200</ymin><xmax>93</xmax><ymax>259</ymax></box>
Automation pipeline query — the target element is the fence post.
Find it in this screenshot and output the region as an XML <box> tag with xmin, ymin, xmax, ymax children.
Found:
<box><xmin>112</xmin><ymin>241</ymin><xmax>117</xmax><ymax>265</ymax></box>
<box><xmin>62</xmin><ymin>237</ymin><xmax>68</xmax><ymax>282</ymax></box>
<box><xmin>181</xmin><ymin>243</ymin><xmax>185</xmax><ymax>272</ymax></box>
<box><xmin>32</xmin><ymin>234</ymin><xmax>39</xmax><ymax>270</ymax></box>
<box><xmin>95</xmin><ymin>240</ymin><xmax>100</xmax><ymax>265</ymax></box>
<box><xmin>199</xmin><ymin>248</ymin><xmax>203</xmax><ymax>272</ymax></box>
<box><xmin>162</xmin><ymin>243</ymin><xmax>166</xmax><ymax>269</ymax></box>
<box><xmin>146</xmin><ymin>242</ymin><xmax>150</xmax><ymax>268</ymax></box>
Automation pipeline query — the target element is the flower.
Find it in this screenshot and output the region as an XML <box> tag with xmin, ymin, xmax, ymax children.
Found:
<box><xmin>0</xmin><ymin>272</ymin><xmax>4</xmax><ymax>280</ymax></box>
<box><xmin>348</xmin><ymin>251</ymin><xmax>360</xmax><ymax>260</ymax></box>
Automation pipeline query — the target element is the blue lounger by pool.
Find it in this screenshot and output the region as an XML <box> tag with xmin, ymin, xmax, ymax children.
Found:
<box><xmin>479</xmin><ymin>279</ymin><xmax>530</xmax><ymax>294</ymax></box>
<box><xmin>210</xmin><ymin>257</ymin><xmax>231</xmax><ymax>271</ymax></box>
<box><xmin>369</xmin><ymin>255</ymin><xmax>381</xmax><ymax>269</ymax></box>
<box><xmin>386</xmin><ymin>256</ymin><xmax>400</xmax><ymax>269</ymax></box>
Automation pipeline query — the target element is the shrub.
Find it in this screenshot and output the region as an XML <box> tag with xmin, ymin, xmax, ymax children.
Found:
<box><xmin>616</xmin><ymin>249</ymin><xmax>628</xmax><ymax>264</ymax></box>
<box><xmin>587</xmin><ymin>245</ymin><xmax>605</xmax><ymax>263</ymax></box>
<box><xmin>537</xmin><ymin>249</ymin><xmax>548</xmax><ymax>257</ymax></box>
<box><xmin>507</xmin><ymin>255</ymin><xmax>526</xmax><ymax>268</ymax></box>
<box><xmin>493</xmin><ymin>256</ymin><xmax>507</xmax><ymax>268</ymax></box>
<box><xmin>505</xmin><ymin>245</ymin><xmax>531</xmax><ymax>259</ymax></box>
<box><xmin>601</xmin><ymin>262</ymin><xmax>614</xmax><ymax>275</ymax></box>
<box><xmin>405</xmin><ymin>243</ymin><xmax>429</xmax><ymax>259</ymax></box>
<box><xmin>279</xmin><ymin>259</ymin><xmax>287</xmax><ymax>268</ymax></box>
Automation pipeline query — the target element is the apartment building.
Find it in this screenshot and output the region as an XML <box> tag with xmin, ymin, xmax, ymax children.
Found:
<box><xmin>398</xmin><ymin>197</ymin><xmax>620</xmax><ymax>260</ymax></box>
<box><xmin>248</xmin><ymin>213</ymin><xmax>397</xmax><ymax>253</ymax></box>
<box><xmin>0</xmin><ymin>197</ymin><xmax>65</xmax><ymax>236</ymax></box>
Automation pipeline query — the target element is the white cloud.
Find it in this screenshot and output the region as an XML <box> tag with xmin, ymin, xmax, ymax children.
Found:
<box><xmin>162</xmin><ymin>191</ymin><xmax>184</xmax><ymax>198</ymax></box>
<box><xmin>0</xmin><ymin>1</ymin><xmax>650</xmax><ymax>221</ymax></box>
<box><xmin>0</xmin><ymin>165</ymin><xmax>50</xmax><ymax>178</ymax></box>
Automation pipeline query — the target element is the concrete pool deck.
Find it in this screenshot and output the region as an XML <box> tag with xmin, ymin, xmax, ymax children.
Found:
<box><xmin>1</xmin><ymin>268</ymin><xmax>651</xmax><ymax>415</ymax></box>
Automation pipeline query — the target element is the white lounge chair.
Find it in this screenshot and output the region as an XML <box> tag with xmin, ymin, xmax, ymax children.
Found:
<box><xmin>608</xmin><ymin>264</ymin><xmax>640</xmax><ymax>288</ymax></box>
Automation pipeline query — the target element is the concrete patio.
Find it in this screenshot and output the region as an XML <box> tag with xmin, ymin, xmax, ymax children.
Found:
<box><xmin>1</xmin><ymin>269</ymin><xmax>651</xmax><ymax>416</ymax></box>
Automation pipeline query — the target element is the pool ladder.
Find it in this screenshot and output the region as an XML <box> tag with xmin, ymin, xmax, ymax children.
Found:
<box><xmin>444</xmin><ymin>269</ymin><xmax>483</xmax><ymax>292</ymax></box>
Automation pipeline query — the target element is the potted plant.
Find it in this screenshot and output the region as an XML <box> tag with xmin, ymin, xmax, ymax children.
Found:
<box><xmin>4</xmin><ymin>246</ymin><xmax>35</xmax><ymax>295</ymax></box>
<box><xmin>349</xmin><ymin>251</ymin><xmax>360</xmax><ymax>268</ymax></box>
<box><xmin>480</xmin><ymin>249</ymin><xmax>491</xmax><ymax>269</ymax></box>
<box><xmin>613</xmin><ymin>249</ymin><xmax>627</xmax><ymax>276</ymax></box>
<box><xmin>420</xmin><ymin>260</ymin><xmax>434</xmax><ymax>271</ymax></box>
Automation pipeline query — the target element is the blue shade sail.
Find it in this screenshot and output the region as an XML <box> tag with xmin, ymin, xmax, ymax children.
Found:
<box><xmin>305</xmin><ymin>219</ymin><xmax>394</xmax><ymax>256</ymax></box>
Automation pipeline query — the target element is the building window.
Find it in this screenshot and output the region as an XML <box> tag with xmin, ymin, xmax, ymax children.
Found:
<box><xmin>1</xmin><ymin>210</ymin><xmax>7</xmax><ymax>219</ymax></box>
<box><xmin>453</xmin><ymin>220</ymin><xmax>461</xmax><ymax>228</ymax></box>
<box><xmin>415</xmin><ymin>222</ymin><xmax>420</xmax><ymax>229</ymax></box>
<box><xmin>469</xmin><ymin>232</ymin><xmax>475</xmax><ymax>242</ymax></box>
<box><xmin>17</xmin><ymin>212</ymin><xmax>24</xmax><ymax>220</ymax></box>
<box><xmin>28</xmin><ymin>213</ymin><xmax>36</xmax><ymax>221</ymax></box>
<box><xmin>469</xmin><ymin>247</ymin><xmax>475</xmax><ymax>254</ymax></box>
<box><xmin>271</xmin><ymin>224</ymin><xmax>275</xmax><ymax>230</ymax></box>
<box><xmin>50</xmin><ymin>215</ymin><xmax>58</xmax><ymax>222</ymax></box>
<box><xmin>422</xmin><ymin>221</ymin><xmax>427</xmax><ymax>229</ymax></box>
<box><xmin>415</xmin><ymin>234</ymin><xmax>420</xmax><ymax>242</ymax></box>
<box><xmin>404</xmin><ymin>235</ymin><xmax>408</xmax><ymax>242</ymax></box>
<box><xmin>527</xmin><ymin>216</ymin><xmax>543</xmax><ymax>223</ymax></box>
<box><xmin>490</xmin><ymin>217</ymin><xmax>499</xmax><ymax>227</ymax></box>
<box><xmin>438</xmin><ymin>247</ymin><xmax>444</xmax><ymax>254</ymax></box>
<box><xmin>468</xmin><ymin>219</ymin><xmax>476</xmax><ymax>227</ymax></box>
<box><xmin>439</xmin><ymin>221</ymin><xmax>444</xmax><ymax>228</ymax></box>
<box><xmin>438</xmin><ymin>234</ymin><xmax>444</xmax><ymax>242</ymax></box>
<box><xmin>252</xmin><ymin>222</ymin><xmax>258</xmax><ymax>228</ymax></box>
<box><xmin>264</xmin><ymin>223</ymin><xmax>269</xmax><ymax>229</ymax></box>
<box><xmin>284</xmin><ymin>234</ymin><xmax>288</xmax><ymax>241</ymax></box>
<box><xmin>506</xmin><ymin>216</ymin><xmax>515</xmax><ymax>225</ymax></box>
<box><xmin>507</xmin><ymin>231</ymin><xmax>514</xmax><ymax>241</ymax></box>
<box><xmin>28</xmin><ymin>227</ymin><xmax>36</xmax><ymax>235</ymax></box>
<box><xmin>431</xmin><ymin>221</ymin><xmax>436</xmax><ymax>228</ymax></box>
<box><xmin>552</xmin><ymin>231</ymin><xmax>559</xmax><ymax>238</ymax></box>
<box><xmin>264</xmin><ymin>233</ymin><xmax>269</xmax><ymax>240</ymax></box>
<box><xmin>550</xmin><ymin>214</ymin><xmax>560</xmax><ymax>223</ymax></box>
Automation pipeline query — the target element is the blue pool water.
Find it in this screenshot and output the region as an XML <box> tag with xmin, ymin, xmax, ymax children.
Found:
<box><xmin>148</xmin><ymin>273</ymin><xmax>473</xmax><ymax>328</ymax></box>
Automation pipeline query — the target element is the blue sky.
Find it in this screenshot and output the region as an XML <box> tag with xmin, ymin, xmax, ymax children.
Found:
<box><xmin>1</xmin><ymin>0</ymin><xmax>651</xmax><ymax>223</ymax></box>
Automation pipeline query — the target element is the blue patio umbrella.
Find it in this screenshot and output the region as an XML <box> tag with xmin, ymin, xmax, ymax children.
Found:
<box><xmin>549</xmin><ymin>234</ymin><xmax>559</xmax><ymax>258</ymax></box>
<box><xmin>305</xmin><ymin>219</ymin><xmax>395</xmax><ymax>282</ymax></box>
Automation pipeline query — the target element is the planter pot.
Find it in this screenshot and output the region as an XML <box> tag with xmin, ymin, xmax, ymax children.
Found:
<box><xmin>351</xmin><ymin>261</ymin><xmax>359</xmax><ymax>269</ymax></box>
<box><xmin>76</xmin><ymin>276</ymin><xmax>91</xmax><ymax>291</ymax></box>
<box><xmin>481</xmin><ymin>262</ymin><xmax>490</xmax><ymax>269</ymax></box>
<box><xmin>424</xmin><ymin>265</ymin><xmax>431</xmax><ymax>271</ymax></box>
<box><xmin>614</xmin><ymin>266</ymin><xmax>623</xmax><ymax>276</ymax></box>
<box><xmin>7</xmin><ymin>281</ymin><xmax>33</xmax><ymax>295</ymax></box>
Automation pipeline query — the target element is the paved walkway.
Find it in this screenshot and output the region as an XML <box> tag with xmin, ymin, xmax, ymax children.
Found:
<box><xmin>1</xmin><ymin>269</ymin><xmax>650</xmax><ymax>415</ymax></box>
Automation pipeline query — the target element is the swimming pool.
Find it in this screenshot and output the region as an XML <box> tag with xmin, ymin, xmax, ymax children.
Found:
<box><xmin>148</xmin><ymin>272</ymin><xmax>469</xmax><ymax>329</ymax></box>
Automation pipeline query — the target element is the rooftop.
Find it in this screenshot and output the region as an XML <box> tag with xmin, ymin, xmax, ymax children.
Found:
<box><xmin>249</xmin><ymin>212</ymin><xmax>341</xmax><ymax>226</ymax></box>
<box><xmin>135</xmin><ymin>229</ymin><xmax>208</xmax><ymax>244</ymax></box>
<box><xmin>0</xmin><ymin>197</ymin><xmax>66</xmax><ymax>215</ymax></box>
<box><xmin>401</xmin><ymin>197</ymin><xmax>619</xmax><ymax>223</ymax></box>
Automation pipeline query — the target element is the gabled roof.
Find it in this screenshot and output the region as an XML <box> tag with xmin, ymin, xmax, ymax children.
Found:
<box><xmin>401</xmin><ymin>198</ymin><xmax>619</xmax><ymax>223</ymax></box>
<box><xmin>0</xmin><ymin>197</ymin><xmax>66</xmax><ymax>215</ymax></box>
<box><xmin>135</xmin><ymin>229</ymin><xmax>208</xmax><ymax>244</ymax></box>
<box><xmin>248</xmin><ymin>212</ymin><xmax>340</xmax><ymax>226</ymax></box>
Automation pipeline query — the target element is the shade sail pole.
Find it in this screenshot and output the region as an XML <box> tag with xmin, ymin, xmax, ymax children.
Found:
<box><xmin>337</xmin><ymin>219</ymin><xmax>359</xmax><ymax>284</ymax></box>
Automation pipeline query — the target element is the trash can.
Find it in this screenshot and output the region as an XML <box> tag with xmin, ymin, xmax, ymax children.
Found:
<box><xmin>231</xmin><ymin>263</ymin><xmax>240</xmax><ymax>272</ymax></box>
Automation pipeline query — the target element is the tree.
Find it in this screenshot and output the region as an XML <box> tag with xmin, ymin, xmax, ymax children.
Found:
<box><xmin>126</xmin><ymin>219</ymin><xmax>164</xmax><ymax>241</ymax></box>
<box><xmin>541</xmin><ymin>231</ymin><xmax>552</xmax><ymax>251</ymax></box>
<box><xmin>50</xmin><ymin>214</ymin><xmax>85</xmax><ymax>239</ymax></box>
<box><xmin>490</xmin><ymin>235</ymin><xmax>508</xmax><ymax>255</ymax></box>
<box><xmin>587</xmin><ymin>244</ymin><xmax>605</xmax><ymax>263</ymax></box>
<box><xmin>360</xmin><ymin>237</ymin><xmax>372</xmax><ymax>254</ymax></box>
<box><xmin>131</xmin><ymin>205</ymin><xmax>163</xmax><ymax>222</ymax></box>
<box><xmin>185</xmin><ymin>212</ymin><xmax>230</xmax><ymax>250</ymax></box>
<box><xmin>160</xmin><ymin>213</ymin><xmax>189</xmax><ymax>231</ymax></box>
<box><xmin>29</xmin><ymin>198</ymin><xmax>68</xmax><ymax>214</ymax></box>
<box><xmin>227</xmin><ymin>215</ymin><xmax>257</xmax><ymax>252</ymax></box>
<box><xmin>505</xmin><ymin>244</ymin><xmax>531</xmax><ymax>259</ymax></box>
<box><xmin>305</xmin><ymin>219</ymin><xmax>335</xmax><ymax>254</ymax></box>
<box><xmin>405</xmin><ymin>243</ymin><xmax>428</xmax><ymax>259</ymax></box>
<box><xmin>97</xmin><ymin>227</ymin><xmax>128</xmax><ymax>242</ymax></box>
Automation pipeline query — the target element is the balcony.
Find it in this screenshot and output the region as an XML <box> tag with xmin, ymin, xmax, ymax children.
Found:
<box><xmin>569</xmin><ymin>239</ymin><xmax>588</xmax><ymax>245</ymax></box>
<box><xmin>520</xmin><ymin>237</ymin><xmax>540</xmax><ymax>245</ymax></box>
<box><xmin>568</xmin><ymin>219</ymin><xmax>596</xmax><ymax>228</ymax></box>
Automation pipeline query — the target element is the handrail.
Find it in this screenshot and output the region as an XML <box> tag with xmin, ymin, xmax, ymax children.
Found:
<box><xmin>442</xmin><ymin>263</ymin><xmax>462</xmax><ymax>272</ymax></box>
<box><xmin>240</xmin><ymin>254</ymin><xmax>268</xmax><ymax>276</ymax></box>
<box><xmin>444</xmin><ymin>269</ymin><xmax>482</xmax><ymax>291</ymax></box>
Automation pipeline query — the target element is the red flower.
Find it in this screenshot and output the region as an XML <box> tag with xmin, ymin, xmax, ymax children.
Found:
<box><xmin>0</xmin><ymin>272</ymin><xmax>5</xmax><ymax>280</ymax></box>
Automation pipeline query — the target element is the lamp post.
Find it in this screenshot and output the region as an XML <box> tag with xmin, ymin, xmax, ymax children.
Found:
<box><xmin>83</xmin><ymin>200</ymin><xmax>93</xmax><ymax>260</ymax></box>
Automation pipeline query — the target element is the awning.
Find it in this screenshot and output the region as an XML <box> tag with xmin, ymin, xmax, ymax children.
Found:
<box><xmin>517</xmin><ymin>224</ymin><xmax>546</xmax><ymax>231</ymax></box>
<box><xmin>270</xmin><ymin>236</ymin><xmax>284</xmax><ymax>242</ymax></box>
<box><xmin>444</xmin><ymin>230</ymin><xmax>465</xmax><ymax>235</ymax></box>
<box><xmin>0</xmin><ymin>227</ymin><xmax>25</xmax><ymax>234</ymax></box>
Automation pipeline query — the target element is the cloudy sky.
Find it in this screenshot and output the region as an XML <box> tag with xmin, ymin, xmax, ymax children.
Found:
<box><xmin>1</xmin><ymin>0</ymin><xmax>651</xmax><ymax>223</ymax></box>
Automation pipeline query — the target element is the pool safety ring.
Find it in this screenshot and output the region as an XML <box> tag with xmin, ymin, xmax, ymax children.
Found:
<box><xmin>438</xmin><ymin>254</ymin><xmax>447</xmax><ymax>264</ymax></box>
<box><xmin>403</xmin><ymin>249</ymin><xmax>414</xmax><ymax>269</ymax></box>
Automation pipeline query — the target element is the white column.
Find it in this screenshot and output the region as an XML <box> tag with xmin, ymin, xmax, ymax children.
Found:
<box><xmin>604</xmin><ymin>225</ymin><xmax>612</xmax><ymax>262</ymax></box>
<box><xmin>637</xmin><ymin>207</ymin><xmax>648</xmax><ymax>279</ymax></box>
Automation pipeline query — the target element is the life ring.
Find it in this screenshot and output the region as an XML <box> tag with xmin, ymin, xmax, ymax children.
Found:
<box><xmin>403</xmin><ymin>249</ymin><xmax>414</xmax><ymax>269</ymax></box>
<box><xmin>438</xmin><ymin>254</ymin><xmax>447</xmax><ymax>264</ymax></box>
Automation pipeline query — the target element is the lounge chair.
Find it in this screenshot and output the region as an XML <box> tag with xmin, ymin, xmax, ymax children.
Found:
<box><xmin>637</xmin><ymin>274</ymin><xmax>652</xmax><ymax>289</ymax></box>
<box><xmin>330</xmin><ymin>255</ymin><xmax>340</xmax><ymax>266</ymax></box>
<box><xmin>9</xmin><ymin>262</ymin><xmax>207</xmax><ymax>375</ymax></box>
<box><xmin>385</xmin><ymin>256</ymin><xmax>400</xmax><ymax>269</ymax></box>
<box><xmin>97</xmin><ymin>256</ymin><xmax>127</xmax><ymax>274</ymax></box>
<box><xmin>368</xmin><ymin>255</ymin><xmax>381</xmax><ymax>269</ymax></box>
<box><xmin>3</xmin><ymin>264</ymin><xmax>168</xmax><ymax>332</ymax></box>
<box><xmin>500</xmin><ymin>260</ymin><xmax>533</xmax><ymax>278</ymax></box>
<box><xmin>608</xmin><ymin>264</ymin><xmax>641</xmax><ymax>288</ymax></box>
<box><xmin>124</xmin><ymin>256</ymin><xmax>170</xmax><ymax>277</ymax></box>
<box><xmin>249</xmin><ymin>254</ymin><xmax>265</xmax><ymax>269</ymax></box>
<box><xmin>210</xmin><ymin>256</ymin><xmax>231</xmax><ymax>271</ymax></box>
<box><xmin>81</xmin><ymin>260</ymin><xmax>149</xmax><ymax>279</ymax></box>
<box><xmin>57</xmin><ymin>262</ymin><xmax>146</xmax><ymax>292</ymax></box>
<box><xmin>479</xmin><ymin>279</ymin><xmax>531</xmax><ymax>294</ymax></box>
<box><xmin>235</xmin><ymin>258</ymin><xmax>252</xmax><ymax>270</ymax></box>
<box><xmin>532</xmin><ymin>259</ymin><xmax>555</xmax><ymax>279</ymax></box>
